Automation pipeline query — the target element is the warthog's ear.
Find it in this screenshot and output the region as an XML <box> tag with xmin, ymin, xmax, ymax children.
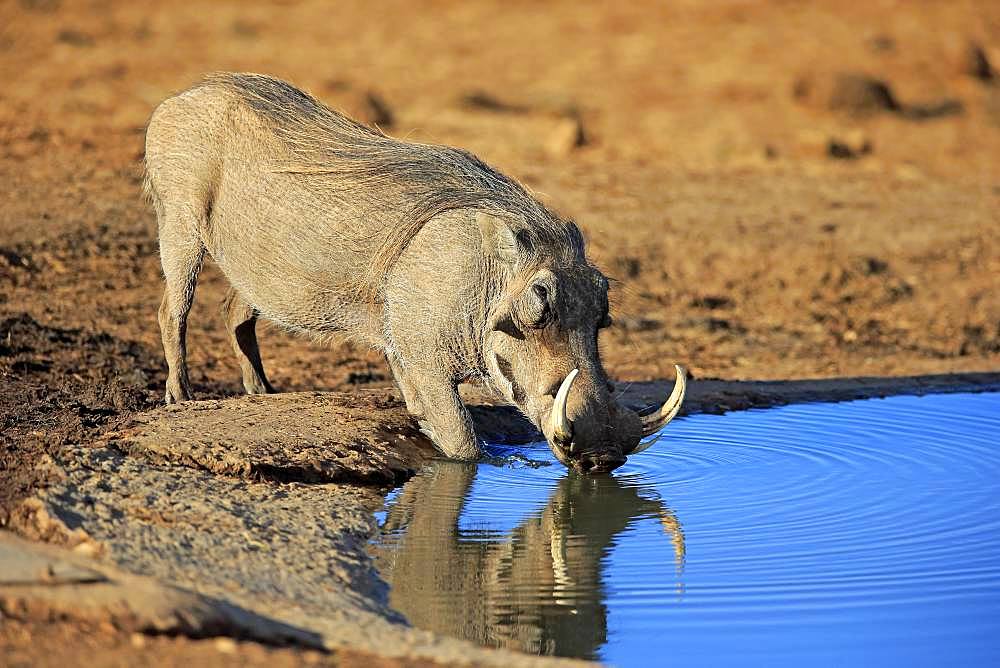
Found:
<box><xmin>476</xmin><ymin>211</ymin><xmax>528</xmax><ymax>266</ymax></box>
<box><xmin>567</xmin><ymin>221</ymin><xmax>586</xmax><ymax>256</ymax></box>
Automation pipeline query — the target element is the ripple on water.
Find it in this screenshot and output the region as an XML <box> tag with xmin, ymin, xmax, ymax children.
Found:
<box><xmin>371</xmin><ymin>393</ymin><xmax>1000</xmax><ymax>666</ymax></box>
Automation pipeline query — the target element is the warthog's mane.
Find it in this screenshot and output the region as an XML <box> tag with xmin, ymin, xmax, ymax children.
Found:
<box><xmin>204</xmin><ymin>73</ymin><xmax>583</xmax><ymax>304</ymax></box>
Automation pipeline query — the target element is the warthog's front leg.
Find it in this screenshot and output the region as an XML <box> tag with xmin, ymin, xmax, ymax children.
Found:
<box><xmin>385</xmin><ymin>352</ymin><xmax>424</xmax><ymax>418</ymax></box>
<box><xmin>400</xmin><ymin>369</ymin><xmax>483</xmax><ymax>461</ymax></box>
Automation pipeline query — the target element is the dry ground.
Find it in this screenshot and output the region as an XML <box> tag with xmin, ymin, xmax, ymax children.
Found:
<box><xmin>1</xmin><ymin>0</ymin><xmax>998</xmax><ymax>664</ymax></box>
<box><xmin>0</xmin><ymin>618</ymin><xmax>444</xmax><ymax>668</ymax></box>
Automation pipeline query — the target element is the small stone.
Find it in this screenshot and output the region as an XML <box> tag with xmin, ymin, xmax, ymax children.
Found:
<box><xmin>868</xmin><ymin>34</ymin><xmax>895</xmax><ymax>53</ymax></box>
<box><xmin>612</xmin><ymin>256</ymin><xmax>641</xmax><ymax>279</ymax></box>
<box><xmin>827</xmin><ymin>73</ymin><xmax>899</xmax><ymax>116</ymax></box>
<box><xmin>459</xmin><ymin>90</ymin><xmax>528</xmax><ymax>114</ymax></box>
<box><xmin>545</xmin><ymin>116</ymin><xmax>586</xmax><ymax>157</ymax></box>
<box><xmin>71</xmin><ymin>541</ymin><xmax>100</xmax><ymax>557</ymax></box>
<box><xmin>130</xmin><ymin>633</ymin><xmax>147</xmax><ymax>648</ymax></box>
<box><xmin>964</xmin><ymin>43</ymin><xmax>994</xmax><ymax>82</ymax></box>
<box><xmin>858</xmin><ymin>256</ymin><xmax>889</xmax><ymax>276</ymax></box>
<box><xmin>827</xmin><ymin>129</ymin><xmax>872</xmax><ymax>160</ymax></box>
<box><xmin>616</xmin><ymin>316</ymin><xmax>663</xmax><ymax>332</ymax></box>
<box><xmin>324</xmin><ymin>84</ymin><xmax>395</xmax><ymax>129</ymax></box>
<box><xmin>214</xmin><ymin>637</ymin><xmax>238</xmax><ymax>654</ymax></box>
<box><xmin>56</xmin><ymin>29</ymin><xmax>95</xmax><ymax>48</ymax></box>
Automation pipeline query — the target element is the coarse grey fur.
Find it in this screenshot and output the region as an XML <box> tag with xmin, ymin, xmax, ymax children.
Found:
<box><xmin>144</xmin><ymin>72</ymin><xmax>648</xmax><ymax>472</ymax></box>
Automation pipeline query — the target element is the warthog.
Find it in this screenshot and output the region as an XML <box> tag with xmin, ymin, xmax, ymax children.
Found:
<box><xmin>144</xmin><ymin>73</ymin><xmax>685</xmax><ymax>473</ymax></box>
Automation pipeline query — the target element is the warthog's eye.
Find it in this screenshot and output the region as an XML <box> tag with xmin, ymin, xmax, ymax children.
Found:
<box><xmin>531</xmin><ymin>283</ymin><xmax>552</xmax><ymax>327</ymax></box>
<box><xmin>522</xmin><ymin>283</ymin><xmax>551</xmax><ymax>328</ymax></box>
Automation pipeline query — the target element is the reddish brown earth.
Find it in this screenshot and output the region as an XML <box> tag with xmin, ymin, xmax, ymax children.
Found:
<box><xmin>0</xmin><ymin>619</ymin><xmax>443</xmax><ymax>668</ymax></box>
<box><xmin>1</xmin><ymin>0</ymin><xmax>998</xmax><ymax>664</ymax></box>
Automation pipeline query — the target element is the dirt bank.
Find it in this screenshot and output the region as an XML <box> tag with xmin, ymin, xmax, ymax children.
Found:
<box><xmin>4</xmin><ymin>372</ymin><xmax>998</xmax><ymax>665</ymax></box>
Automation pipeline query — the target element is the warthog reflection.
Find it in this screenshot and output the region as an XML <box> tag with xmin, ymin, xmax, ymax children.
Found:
<box><xmin>373</xmin><ymin>462</ymin><xmax>685</xmax><ymax>659</ymax></box>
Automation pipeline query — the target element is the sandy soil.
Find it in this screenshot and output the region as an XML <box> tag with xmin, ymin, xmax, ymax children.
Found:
<box><xmin>1</xmin><ymin>620</ymin><xmax>443</xmax><ymax>668</ymax></box>
<box><xmin>1</xmin><ymin>0</ymin><xmax>998</xmax><ymax>664</ymax></box>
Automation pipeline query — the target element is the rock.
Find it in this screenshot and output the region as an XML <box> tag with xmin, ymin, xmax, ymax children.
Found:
<box><xmin>827</xmin><ymin>129</ymin><xmax>873</xmax><ymax>159</ymax></box>
<box><xmin>827</xmin><ymin>73</ymin><xmax>900</xmax><ymax>115</ymax></box>
<box><xmin>615</xmin><ymin>316</ymin><xmax>663</xmax><ymax>332</ymax></box>
<box><xmin>690</xmin><ymin>295</ymin><xmax>734</xmax><ymax>310</ymax></box>
<box><xmin>56</xmin><ymin>29</ymin><xmax>94</xmax><ymax>48</ymax></box>
<box><xmin>4</xmin><ymin>497</ymin><xmax>103</xmax><ymax>552</ymax></box>
<box><xmin>214</xmin><ymin>637</ymin><xmax>239</xmax><ymax>654</ymax></box>
<box><xmin>544</xmin><ymin>115</ymin><xmax>587</xmax><ymax>157</ymax></box>
<box><xmin>855</xmin><ymin>256</ymin><xmax>889</xmax><ymax>276</ymax></box>
<box><xmin>963</xmin><ymin>43</ymin><xmax>994</xmax><ymax>82</ymax></box>
<box><xmin>868</xmin><ymin>34</ymin><xmax>895</xmax><ymax>53</ymax></box>
<box><xmin>460</xmin><ymin>90</ymin><xmax>529</xmax><ymax>114</ymax></box>
<box><xmin>612</xmin><ymin>255</ymin><xmax>642</xmax><ymax>279</ymax></box>
<box><xmin>321</xmin><ymin>82</ymin><xmax>395</xmax><ymax>129</ymax></box>
<box><xmin>230</xmin><ymin>20</ymin><xmax>260</xmax><ymax>39</ymax></box>
<box><xmin>898</xmin><ymin>98</ymin><xmax>963</xmax><ymax>120</ymax></box>
<box><xmin>795</xmin><ymin>72</ymin><xmax>961</xmax><ymax>121</ymax></box>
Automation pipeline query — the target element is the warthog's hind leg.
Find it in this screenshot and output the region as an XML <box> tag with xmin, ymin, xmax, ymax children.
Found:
<box><xmin>221</xmin><ymin>288</ymin><xmax>275</xmax><ymax>395</ymax></box>
<box><xmin>157</xmin><ymin>213</ymin><xmax>205</xmax><ymax>404</ymax></box>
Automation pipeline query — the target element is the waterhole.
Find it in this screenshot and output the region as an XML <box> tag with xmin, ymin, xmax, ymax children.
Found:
<box><xmin>371</xmin><ymin>392</ymin><xmax>1000</xmax><ymax>665</ymax></box>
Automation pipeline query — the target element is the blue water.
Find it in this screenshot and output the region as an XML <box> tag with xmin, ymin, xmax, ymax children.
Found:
<box><xmin>371</xmin><ymin>393</ymin><xmax>1000</xmax><ymax>666</ymax></box>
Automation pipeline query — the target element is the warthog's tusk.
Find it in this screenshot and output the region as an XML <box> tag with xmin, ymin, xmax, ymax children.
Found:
<box><xmin>550</xmin><ymin>508</ymin><xmax>575</xmax><ymax>605</ymax></box>
<box><xmin>549</xmin><ymin>368</ymin><xmax>578</xmax><ymax>449</ymax></box>
<box><xmin>631</xmin><ymin>364</ymin><xmax>687</xmax><ymax>453</ymax></box>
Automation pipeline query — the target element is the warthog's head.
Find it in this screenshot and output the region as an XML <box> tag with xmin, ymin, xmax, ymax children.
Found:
<box><xmin>479</xmin><ymin>212</ymin><xmax>685</xmax><ymax>474</ymax></box>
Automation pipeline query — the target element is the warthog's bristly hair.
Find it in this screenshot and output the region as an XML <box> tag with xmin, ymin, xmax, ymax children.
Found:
<box><xmin>203</xmin><ymin>72</ymin><xmax>582</xmax><ymax>303</ymax></box>
<box><xmin>147</xmin><ymin>73</ymin><xmax>681</xmax><ymax>469</ymax></box>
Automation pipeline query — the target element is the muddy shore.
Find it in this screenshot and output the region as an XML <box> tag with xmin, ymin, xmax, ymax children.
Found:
<box><xmin>4</xmin><ymin>373</ymin><xmax>999</xmax><ymax>665</ymax></box>
<box><xmin>2</xmin><ymin>0</ymin><xmax>998</xmax><ymax>664</ymax></box>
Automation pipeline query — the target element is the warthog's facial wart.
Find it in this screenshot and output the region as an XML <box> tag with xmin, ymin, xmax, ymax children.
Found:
<box><xmin>481</xmin><ymin>217</ymin><xmax>686</xmax><ymax>473</ymax></box>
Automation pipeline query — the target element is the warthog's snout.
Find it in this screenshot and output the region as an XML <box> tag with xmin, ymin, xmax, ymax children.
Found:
<box><xmin>576</xmin><ymin>452</ymin><xmax>627</xmax><ymax>474</ymax></box>
<box><xmin>543</xmin><ymin>365</ymin><xmax>687</xmax><ymax>473</ymax></box>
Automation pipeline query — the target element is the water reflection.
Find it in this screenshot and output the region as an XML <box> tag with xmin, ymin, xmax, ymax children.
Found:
<box><xmin>373</xmin><ymin>393</ymin><xmax>1000</xmax><ymax>666</ymax></box>
<box><xmin>374</xmin><ymin>461</ymin><xmax>684</xmax><ymax>659</ymax></box>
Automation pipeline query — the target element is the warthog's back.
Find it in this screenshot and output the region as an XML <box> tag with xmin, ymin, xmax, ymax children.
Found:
<box><xmin>144</xmin><ymin>73</ymin><xmax>562</xmax><ymax>338</ymax></box>
<box><xmin>145</xmin><ymin>74</ymin><xmax>681</xmax><ymax>469</ymax></box>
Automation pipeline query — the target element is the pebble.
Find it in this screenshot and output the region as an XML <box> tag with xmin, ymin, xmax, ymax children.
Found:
<box><xmin>214</xmin><ymin>637</ymin><xmax>238</xmax><ymax>654</ymax></box>
<box><xmin>545</xmin><ymin>116</ymin><xmax>586</xmax><ymax>157</ymax></box>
